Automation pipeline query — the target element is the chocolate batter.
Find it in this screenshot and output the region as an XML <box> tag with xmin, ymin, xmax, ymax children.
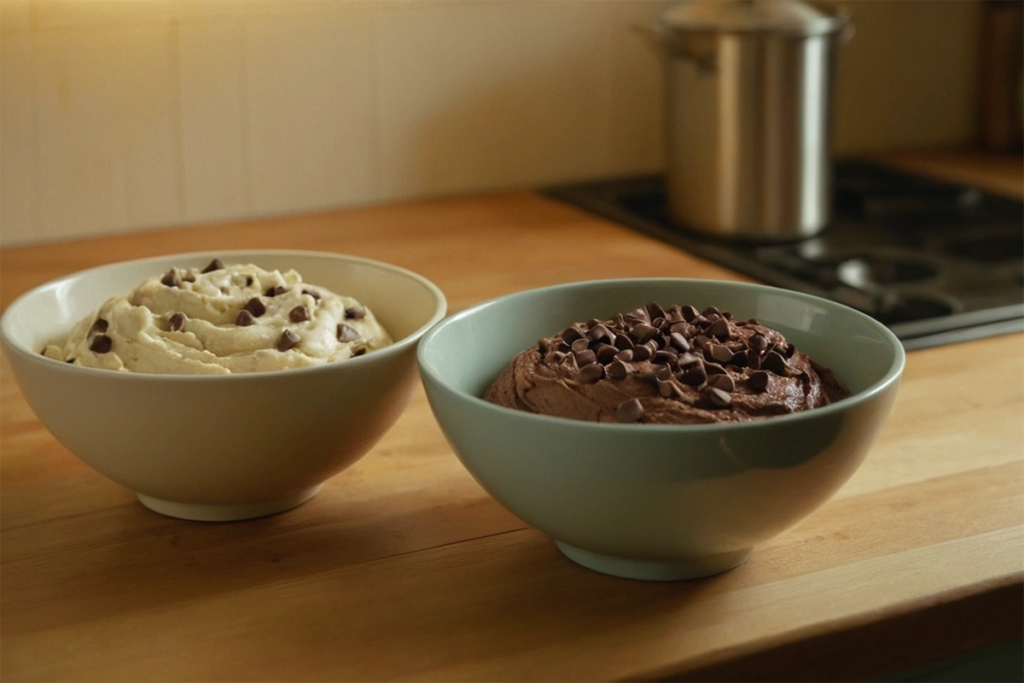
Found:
<box><xmin>484</xmin><ymin>303</ymin><xmax>850</xmax><ymax>424</ymax></box>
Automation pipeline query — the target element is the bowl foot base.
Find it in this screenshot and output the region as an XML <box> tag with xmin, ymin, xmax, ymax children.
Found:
<box><xmin>555</xmin><ymin>542</ymin><xmax>753</xmax><ymax>581</ymax></box>
<box><xmin>137</xmin><ymin>484</ymin><xmax>323</xmax><ymax>522</ymax></box>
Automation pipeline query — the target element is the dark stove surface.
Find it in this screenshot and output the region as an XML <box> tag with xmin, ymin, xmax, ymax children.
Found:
<box><xmin>544</xmin><ymin>160</ymin><xmax>1024</xmax><ymax>350</ymax></box>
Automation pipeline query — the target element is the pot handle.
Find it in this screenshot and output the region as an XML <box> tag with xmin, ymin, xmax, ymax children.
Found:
<box><xmin>839</xmin><ymin>10</ymin><xmax>856</xmax><ymax>43</ymax></box>
<box><xmin>632</xmin><ymin>23</ymin><xmax>717</xmax><ymax>74</ymax></box>
<box><xmin>631</xmin><ymin>23</ymin><xmax>666</xmax><ymax>62</ymax></box>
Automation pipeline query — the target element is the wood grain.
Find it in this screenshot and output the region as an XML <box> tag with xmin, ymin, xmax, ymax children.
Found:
<box><xmin>2</xmin><ymin>158</ymin><xmax>1022</xmax><ymax>681</ymax></box>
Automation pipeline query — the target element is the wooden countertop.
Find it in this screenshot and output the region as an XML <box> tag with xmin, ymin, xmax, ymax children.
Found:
<box><xmin>1</xmin><ymin>152</ymin><xmax>1022</xmax><ymax>682</ymax></box>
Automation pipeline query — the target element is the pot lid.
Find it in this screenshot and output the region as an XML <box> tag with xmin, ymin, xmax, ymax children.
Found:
<box><xmin>658</xmin><ymin>0</ymin><xmax>847</xmax><ymax>36</ymax></box>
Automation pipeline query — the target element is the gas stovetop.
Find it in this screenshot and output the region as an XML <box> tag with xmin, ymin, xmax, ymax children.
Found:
<box><xmin>544</xmin><ymin>160</ymin><xmax>1024</xmax><ymax>350</ymax></box>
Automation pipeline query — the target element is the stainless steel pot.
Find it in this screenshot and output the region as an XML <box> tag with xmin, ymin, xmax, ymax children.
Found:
<box><xmin>652</xmin><ymin>0</ymin><xmax>852</xmax><ymax>241</ymax></box>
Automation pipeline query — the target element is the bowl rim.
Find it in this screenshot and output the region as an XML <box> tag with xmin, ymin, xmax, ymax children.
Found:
<box><xmin>417</xmin><ymin>278</ymin><xmax>906</xmax><ymax>432</ymax></box>
<box><xmin>1</xmin><ymin>248</ymin><xmax>448</xmax><ymax>382</ymax></box>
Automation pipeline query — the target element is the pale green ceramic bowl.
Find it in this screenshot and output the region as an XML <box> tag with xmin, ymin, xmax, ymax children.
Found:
<box><xmin>417</xmin><ymin>279</ymin><xmax>904</xmax><ymax>581</ymax></box>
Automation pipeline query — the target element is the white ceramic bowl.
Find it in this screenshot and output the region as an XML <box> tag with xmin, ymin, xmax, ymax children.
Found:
<box><xmin>1</xmin><ymin>250</ymin><xmax>446</xmax><ymax>521</ymax></box>
<box><xmin>418</xmin><ymin>279</ymin><xmax>904</xmax><ymax>581</ymax></box>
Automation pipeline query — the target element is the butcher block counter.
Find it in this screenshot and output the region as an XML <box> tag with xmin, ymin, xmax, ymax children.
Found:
<box><xmin>1</xmin><ymin>150</ymin><xmax>1022</xmax><ymax>682</ymax></box>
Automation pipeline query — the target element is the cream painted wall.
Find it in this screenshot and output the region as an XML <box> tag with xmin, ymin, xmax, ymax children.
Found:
<box><xmin>0</xmin><ymin>0</ymin><xmax>982</xmax><ymax>245</ymax></box>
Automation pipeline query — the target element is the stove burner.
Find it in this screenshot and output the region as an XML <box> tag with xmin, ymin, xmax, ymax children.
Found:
<box><xmin>543</xmin><ymin>160</ymin><xmax>1024</xmax><ymax>350</ymax></box>
<box><xmin>875</xmin><ymin>293</ymin><xmax>957</xmax><ymax>325</ymax></box>
<box><xmin>835</xmin><ymin>254</ymin><xmax>940</xmax><ymax>288</ymax></box>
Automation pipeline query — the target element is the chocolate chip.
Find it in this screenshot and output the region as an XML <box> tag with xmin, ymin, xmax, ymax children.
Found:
<box><xmin>749</xmin><ymin>333</ymin><xmax>769</xmax><ymax>352</ymax></box>
<box><xmin>626</xmin><ymin>307</ymin><xmax>650</xmax><ymax>324</ymax></box>
<box><xmin>562</xmin><ymin>325</ymin><xmax>585</xmax><ymax>343</ymax></box>
<box><xmin>731</xmin><ymin>350</ymin><xmax>749</xmax><ymax>368</ymax></box>
<box><xmin>88</xmin><ymin>318</ymin><xmax>109</xmax><ymax>337</ymax></box>
<box><xmin>705</xmin><ymin>387</ymin><xmax>732</xmax><ymax>408</ymax></box>
<box><xmin>245</xmin><ymin>276</ymin><xmax>254</xmax><ymax>287</ymax></box>
<box><xmin>782</xmin><ymin>343</ymin><xmax>796</xmax><ymax>359</ymax></box>
<box><xmin>277</xmin><ymin>329</ymin><xmax>300</xmax><ymax>352</ymax></box>
<box><xmin>646</xmin><ymin>302</ymin><xmax>667</xmax><ymax>321</ymax></box>
<box><xmin>353</xmin><ymin>347</ymin><xmax>366</xmax><ymax>357</ymax></box>
<box><xmin>613</xmin><ymin>334</ymin><xmax>634</xmax><ymax>351</ymax></box>
<box><xmin>702</xmin><ymin>305</ymin><xmax>721</xmax><ymax>319</ymax></box>
<box><xmin>749</xmin><ymin>371</ymin><xmax>770</xmax><ymax>393</ymax></box>
<box><xmin>89</xmin><ymin>334</ymin><xmax>112</xmax><ymax>354</ymax></box>
<box><xmin>303</xmin><ymin>289</ymin><xmax>322</xmax><ymax>301</ymax></box>
<box><xmin>289</xmin><ymin>306</ymin><xmax>309</xmax><ymax>323</ymax></box>
<box><xmin>710</xmin><ymin>344</ymin><xmax>734</xmax><ymax>363</ymax></box>
<box><xmin>344</xmin><ymin>306</ymin><xmax>365</xmax><ymax>320</ymax></box>
<box><xmin>571</xmin><ymin>338</ymin><xmax>589</xmax><ymax>353</ymax></box>
<box><xmin>669</xmin><ymin>332</ymin><xmax>691</xmax><ymax>352</ymax></box>
<box><xmin>595</xmin><ymin>344</ymin><xmax>618</xmax><ymax>364</ymax></box>
<box><xmin>169</xmin><ymin>312</ymin><xmax>185</xmax><ymax>332</ymax></box>
<box><xmin>632</xmin><ymin>345</ymin><xmax>652</xmax><ymax>362</ymax></box>
<box><xmin>614</xmin><ymin>349</ymin><xmax>634</xmax><ymax>363</ymax></box>
<box><xmin>265</xmin><ymin>285</ymin><xmax>288</xmax><ymax>297</ymax></box>
<box><xmin>652</xmin><ymin>350</ymin><xmax>677</xmax><ymax>365</ymax></box>
<box><xmin>337</xmin><ymin>323</ymin><xmax>360</xmax><ymax>342</ymax></box>
<box><xmin>631</xmin><ymin>323</ymin><xmax>658</xmax><ymax>343</ymax></box>
<box><xmin>679</xmin><ymin>364</ymin><xmax>707</xmax><ymax>386</ymax></box>
<box><xmin>578</xmin><ymin>363</ymin><xmax>605</xmax><ymax>384</ymax></box>
<box><xmin>201</xmin><ymin>258</ymin><xmax>224</xmax><ymax>273</ymax></box>
<box><xmin>693</xmin><ymin>335</ymin><xmax>712</xmax><ymax>352</ymax></box>
<box><xmin>160</xmin><ymin>269</ymin><xmax>179</xmax><ymax>287</ymax></box>
<box><xmin>704</xmin><ymin>362</ymin><xmax>727</xmax><ymax>375</ymax></box>
<box><xmin>676</xmin><ymin>352</ymin><xmax>701</xmax><ymax>367</ymax></box>
<box><xmin>658</xmin><ymin>378</ymin><xmax>678</xmax><ymax>398</ymax></box>
<box><xmin>574</xmin><ymin>349</ymin><xmax>597</xmax><ymax>367</ymax></box>
<box><xmin>243</xmin><ymin>297</ymin><xmax>266</xmax><ymax>318</ymax></box>
<box><xmin>747</xmin><ymin>352</ymin><xmax>761</xmax><ymax>370</ymax></box>
<box><xmin>681</xmin><ymin>305</ymin><xmax>699</xmax><ymax>322</ymax></box>
<box><xmin>587</xmin><ymin>323</ymin><xmax>613</xmax><ymax>344</ymax></box>
<box><xmin>655</xmin><ymin>366</ymin><xmax>673</xmax><ymax>382</ymax></box>
<box><xmin>616</xmin><ymin>398</ymin><xmax>644</xmax><ymax>423</ymax></box>
<box><xmin>762</xmin><ymin>351</ymin><xmax>789</xmax><ymax>375</ymax></box>
<box><xmin>707</xmin><ymin>318</ymin><xmax>731</xmax><ymax>341</ymax></box>
<box><xmin>607</xmin><ymin>359</ymin><xmax>631</xmax><ymax>379</ymax></box>
<box><xmin>236</xmin><ymin>310</ymin><xmax>256</xmax><ymax>327</ymax></box>
<box><xmin>709</xmin><ymin>374</ymin><xmax>735</xmax><ymax>392</ymax></box>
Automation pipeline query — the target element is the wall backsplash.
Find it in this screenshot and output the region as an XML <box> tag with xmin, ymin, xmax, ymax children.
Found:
<box><xmin>0</xmin><ymin>0</ymin><xmax>982</xmax><ymax>246</ymax></box>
